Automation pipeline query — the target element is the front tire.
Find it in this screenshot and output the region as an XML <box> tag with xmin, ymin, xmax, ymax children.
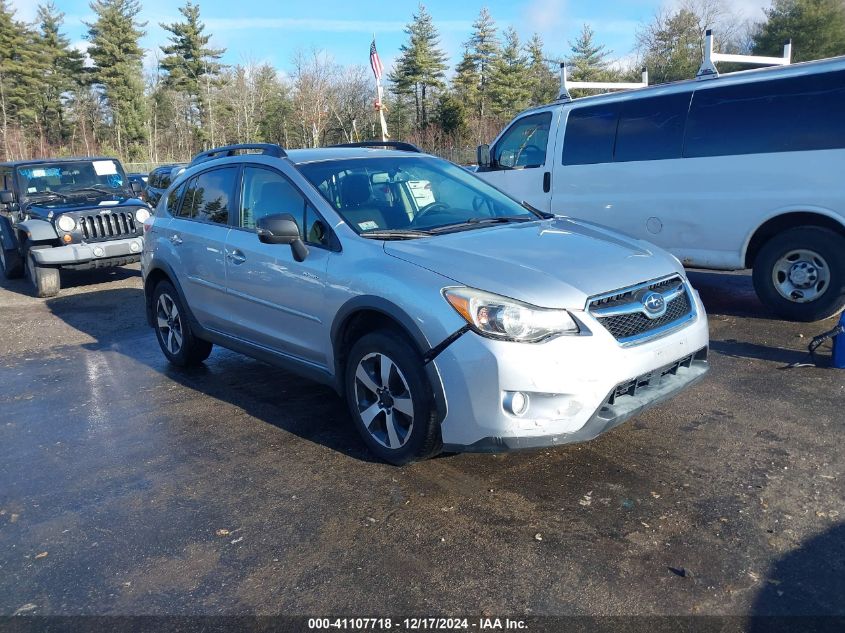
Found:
<box><xmin>0</xmin><ymin>242</ymin><xmax>24</xmax><ymax>279</ymax></box>
<box><xmin>345</xmin><ymin>330</ymin><xmax>441</xmax><ymax>465</ymax></box>
<box><xmin>26</xmin><ymin>246</ymin><xmax>60</xmax><ymax>297</ymax></box>
<box><xmin>152</xmin><ymin>281</ymin><xmax>213</xmax><ymax>366</ymax></box>
<box><xmin>753</xmin><ymin>227</ymin><xmax>845</xmax><ymax>322</ymax></box>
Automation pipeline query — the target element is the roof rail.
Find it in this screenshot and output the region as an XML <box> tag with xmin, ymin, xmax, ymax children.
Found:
<box><xmin>330</xmin><ymin>141</ymin><xmax>423</xmax><ymax>153</ymax></box>
<box><xmin>190</xmin><ymin>143</ymin><xmax>287</xmax><ymax>165</ymax></box>
<box><xmin>558</xmin><ymin>63</ymin><xmax>649</xmax><ymax>102</ymax></box>
<box><xmin>697</xmin><ymin>30</ymin><xmax>791</xmax><ymax>79</ymax></box>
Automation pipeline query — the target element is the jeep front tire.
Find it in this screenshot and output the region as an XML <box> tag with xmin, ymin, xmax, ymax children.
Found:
<box><xmin>26</xmin><ymin>246</ymin><xmax>60</xmax><ymax>297</ymax></box>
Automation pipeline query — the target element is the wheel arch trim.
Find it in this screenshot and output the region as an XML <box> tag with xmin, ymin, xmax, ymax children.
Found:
<box><xmin>742</xmin><ymin>207</ymin><xmax>845</xmax><ymax>269</ymax></box>
<box><xmin>330</xmin><ymin>295</ymin><xmax>449</xmax><ymax>422</ymax></box>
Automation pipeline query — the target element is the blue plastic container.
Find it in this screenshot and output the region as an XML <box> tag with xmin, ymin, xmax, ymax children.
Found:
<box><xmin>834</xmin><ymin>311</ymin><xmax>845</xmax><ymax>369</ymax></box>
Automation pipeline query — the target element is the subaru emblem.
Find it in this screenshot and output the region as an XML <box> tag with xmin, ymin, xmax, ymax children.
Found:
<box><xmin>642</xmin><ymin>291</ymin><xmax>666</xmax><ymax>319</ymax></box>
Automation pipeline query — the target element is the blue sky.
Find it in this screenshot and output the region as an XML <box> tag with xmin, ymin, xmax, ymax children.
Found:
<box><xmin>10</xmin><ymin>0</ymin><xmax>768</xmax><ymax>74</ymax></box>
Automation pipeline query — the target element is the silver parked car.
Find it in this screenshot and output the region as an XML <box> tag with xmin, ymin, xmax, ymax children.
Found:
<box><xmin>141</xmin><ymin>142</ymin><xmax>709</xmax><ymax>464</ymax></box>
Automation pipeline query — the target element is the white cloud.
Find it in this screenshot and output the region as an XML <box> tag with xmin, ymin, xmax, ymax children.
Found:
<box><xmin>8</xmin><ymin>0</ymin><xmax>37</xmax><ymax>22</ymax></box>
<box><xmin>524</xmin><ymin>0</ymin><xmax>568</xmax><ymax>34</ymax></box>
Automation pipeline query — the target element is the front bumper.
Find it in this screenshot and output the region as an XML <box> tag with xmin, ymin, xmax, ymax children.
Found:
<box><xmin>32</xmin><ymin>236</ymin><xmax>144</xmax><ymax>266</ymax></box>
<box><xmin>434</xmin><ymin>290</ymin><xmax>711</xmax><ymax>452</ymax></box>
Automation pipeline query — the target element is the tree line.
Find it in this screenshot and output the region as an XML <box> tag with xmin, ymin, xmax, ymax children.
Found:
<box><xmin>0</xmin><ymin>0</ymin><xmax>843</xmax><ymax>166</ymax></box>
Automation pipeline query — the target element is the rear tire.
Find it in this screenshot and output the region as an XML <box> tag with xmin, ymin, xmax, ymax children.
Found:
<box><xmin>345</xmin><ymin>330</ymin><xmax>441</xmax><ymax>465</ymax></box>
<box><xmin>152</xmin><ymin>280</ymin><xmax>213</xmax><ymax>366</ymax></box>
<box><xmin>0</xmin><ymin>242</ymin><xmax>23</xmax><ymax>279</ymax></box>
<box><xmin>752</xmin><ymin>227</ymin><xmax>845</xmax><ymax>322</ymax></box>
<box><xmin>26</xmin><ymin>246</ymin><xmax>60</xmax><ymax>297</ymax></box>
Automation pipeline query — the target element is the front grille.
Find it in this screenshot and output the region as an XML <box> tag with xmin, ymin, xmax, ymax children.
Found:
<box><xmin>588</xmin><ymin>275</ymin><xmax>695</xmax><ymax>345</ymax></box>
<box><xmin>79</xmin><ymin>211</ymin><xmax>137</xmax><ymax>241</ymax></box>
<box><xmin>599</xmin><ymin>292</ymin><xmax>692</xmax><ymax>341</ymax></box>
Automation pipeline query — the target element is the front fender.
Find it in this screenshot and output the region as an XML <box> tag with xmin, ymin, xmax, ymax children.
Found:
<box><xmin>18</xmin><ymin>219</ymin><xmax>58</xmax><ymax>243</ymax></box>
<box><xmin>0</xmin><ymin>215</ymin><xmax>20</xmax><ymax>251</ymax></box>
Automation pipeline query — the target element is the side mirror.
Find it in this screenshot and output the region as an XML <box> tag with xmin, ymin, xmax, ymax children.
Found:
<box><xmin>476</xmin><ymin>144</ymin><xmax>491</xmax><ymax>169</ymax></box>
<box><xmin>256</xmin><ymin>213</ymin><xmax>309</xmax><ymax>262</ymax></box>
<box><xmin>0</xmin><ymin>190</ymin><xmax>15</xmax><ymax>204</ymax></box>
<box><xmin>130</xmin><ymin>181</ymin><xmax>143</xmax><ymax>195</ymax></box>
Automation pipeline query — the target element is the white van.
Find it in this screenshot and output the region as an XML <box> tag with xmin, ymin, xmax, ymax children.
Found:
<box><xmin>475</xmin><ymin>55</ymin><xmax>845</xmax><ymax>322</ymax></box>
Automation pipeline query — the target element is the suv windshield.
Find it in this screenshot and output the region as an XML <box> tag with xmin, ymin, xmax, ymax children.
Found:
<box><xmin>16</xmin><ymin>160</ymin><xmax>127</xmax><ymax>199</ymax></box>
<box><xmin>298</xmin><ymin>156</ymin><xmax>539</xmax><ymax>236</ymax></box>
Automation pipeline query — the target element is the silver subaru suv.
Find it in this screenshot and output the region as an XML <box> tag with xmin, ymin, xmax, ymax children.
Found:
<box><xmin>141</xmin><ymin>142</ymin><xmax>709</xmax><ymax>464</ymax></box>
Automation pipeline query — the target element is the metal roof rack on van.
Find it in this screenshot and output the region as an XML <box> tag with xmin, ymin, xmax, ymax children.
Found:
<box><xmin>557</xmin><ymin>63</ymin><xmax>649</xmax><ymax>102</ymax></box>
<box><xmin>190</xmin><ymin>143</ymin><xmax>287</xmax><ymax>165</ymax></box>
<box><xmin>697</xmin><ymin>29</ymin><xmax>792</xmax><ymax>79</ymax></box>
<box><xmin>330</xmin><ymin>141</ymin><xmax>422</xmax><ymax>153</ymax></box>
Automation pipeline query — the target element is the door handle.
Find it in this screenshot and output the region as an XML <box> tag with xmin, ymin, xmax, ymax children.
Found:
<box><xmin>543</xmin><ymin>171</ymin><xmax>551</xmax><ymax>193</ymax></box>
<box><xmin>169</xmin><ymin>234</ymin><xmax>183</xmax><ymax>245</ymax></box>
<box><xmin>226</xmin><ymin>249</ymin><xmax>246</xmax><ymax>265</ymax></box>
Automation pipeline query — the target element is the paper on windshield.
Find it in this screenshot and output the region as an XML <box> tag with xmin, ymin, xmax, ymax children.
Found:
<box><xmin>92</xmin><ymin>160</ymin><xmax>118</xmax><ymax>176</ymax></box>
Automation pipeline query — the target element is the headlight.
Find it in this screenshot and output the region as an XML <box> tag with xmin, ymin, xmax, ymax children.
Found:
<box><xmin>443</xmin><ymin>287</ymin><xmax>579</xmax><ymax>342</ymax></box>
<box><xmin>135</xmin><ymin>208</ymin><xmax>151</xmax><ymax>223</ymax></box>
<box><xmin>57</xmin><ymin>215</ymin><xmax>76</xmax><ymax>232</ymax></box>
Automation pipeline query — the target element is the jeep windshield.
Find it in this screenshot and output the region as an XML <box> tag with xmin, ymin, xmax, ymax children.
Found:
<box><xmin>297</xmin><ymin>156</ymin><xmax>544</xmax><ymax>238</ymax></box>
<box><xmin>16</xmin><ymin>160</ymin><xmax>128</xmax><ymax>202</ymax></box>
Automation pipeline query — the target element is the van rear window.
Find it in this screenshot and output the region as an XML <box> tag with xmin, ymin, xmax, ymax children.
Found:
<box><xmin>684</xmin><ymin>70</ymin><xmax>845</xmax><ymax>157</ymax></box>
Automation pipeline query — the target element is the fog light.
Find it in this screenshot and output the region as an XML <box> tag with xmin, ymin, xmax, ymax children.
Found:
<box><xmin>93</xmin><ymin>246</ymin><xmax>105</xmax><ymax>257</ymax></box>
<box><xmin>130</xmin><ymin>240</ymin><xmax>141</xmax><ymax>253</ymax></box>
<box><xmin>504</xmin><ymin>391</ymin><xmax>529</xmax><ymax>417</ymax></box>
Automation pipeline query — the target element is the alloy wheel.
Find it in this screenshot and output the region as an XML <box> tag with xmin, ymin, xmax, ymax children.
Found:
<box><xmin>353</xmin><ymin>352</ymin><xmax>415</xmax><ymax>450</ymax></box>
<box><xmin>156</xmin><ymin>293</ymin><xmax>184</xmax><ymax>355</ymax></box>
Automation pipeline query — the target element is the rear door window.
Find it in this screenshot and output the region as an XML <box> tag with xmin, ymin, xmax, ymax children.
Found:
<box><xmin>562</xmin><ymin>104</ymin><xmax>620</xmax><ymax>165</ymax></box>
<box><xmin>615</xmin><ymin>93</ymin><xmax>691</xmax><ymax>162</ymax></box>
<box><xmin>180</xmin><ymin>167</ymin><xmax>237</xmax><ymax>224</ymax></box>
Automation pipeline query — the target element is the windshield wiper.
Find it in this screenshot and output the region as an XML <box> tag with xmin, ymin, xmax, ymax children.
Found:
<box><xmin>521</xmin><ymin>201</ymin><xmax>554</xmax><ymax>219</ymax></box>
<box><xmin>28</xmin><ymin>189</ymin><xmax>70</xmax><ymax>201</ymax></box>
<box><xmin>65</xmin><ymin>185</ymin><xmax>122</xmax><ymax>197</ymax></box>
<box><xmin>427</xmin><ymin>216</ymin><xmax>533</xmax><ymax>234</ymax></box>
<box><xmin>360</xmin><ymin>228</ymin><xmax>432</xmax><ymax>240</ymax></box>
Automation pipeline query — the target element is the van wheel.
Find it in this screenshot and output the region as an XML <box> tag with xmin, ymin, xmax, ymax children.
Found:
<box><xmin>0</xmin><ymin>243</ymin><xmax>23</xmax><ymax>279</ymax></box>
<box><xmin>152</xmin><ymin>281</ymin><xmax>213</xmax><ymax>366</ymax></box>
<box><xmin>26</xmin><ymin>246</ymin><xmax>60</xmax><ymax>297</ymax></box>
<box><xmin>753</xmin><ymin>227</ymin><xmax>845</xmax><ymax>322</ymax></box>
<box><xmin>345</xmin><ymin>330</ymin><xmax>441</xmax><ymax>465</ymax></box>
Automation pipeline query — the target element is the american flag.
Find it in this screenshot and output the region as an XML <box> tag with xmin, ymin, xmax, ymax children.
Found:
<box><xmin>370</xmin><ymin>39</ymin><xmax>384</xmax><ymax>81</ymax></box>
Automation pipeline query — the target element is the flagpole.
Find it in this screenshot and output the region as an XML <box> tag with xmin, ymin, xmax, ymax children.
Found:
<box><xmin>372</xmin><ymin>34</ymin><xmax>389</xmax><ymax>142</ymax></box>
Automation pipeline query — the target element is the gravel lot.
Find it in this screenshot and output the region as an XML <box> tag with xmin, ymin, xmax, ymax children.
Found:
<box><xmin>0</xmin><ymin>264</ymin><xmax>842</xmax><ymax>625</ymax></box>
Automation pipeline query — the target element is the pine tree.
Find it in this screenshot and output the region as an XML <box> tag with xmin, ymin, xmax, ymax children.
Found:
<box><xmin>466</xmin><ymin>7</ymin><xmax>499</xmax><ymax>117</ymax></box>
<box><xmin>525</xmin><ymin>33</ymin><xmax>557</xmax><ymax>105</ymax></box>
<box><xmin>568</xmin><ymin>24</ymin><xmax>612</xmax><ymax>82</ymax></box>
<box><xmin>390</xmin><ymin>3</ymin><xmax>448</xmax><ymax>127</ymax></box>
<box><xmin>86</xmin><ymin>0</ymin><xmax>148</xmax><ymax>158</ymax></box>
<box><xmin>636</xmin><ymin>7</ymin><xmax>711</xmax><ymax>84</ymax></box>
<box><xmin>753</xmin><ymin>0</ymin><xmax>845</xmax><ymax>62</ymax></box>
<box><xmin>159</xmin><ymin>1</ymin><xmax>225</xmax><ymax>145</ymax></box>
<box><xmin>488</xmin><ymin>27</ymin><xmax>530</xmax><ymax>118</ymax></box>
<box><xmin>34</xmin><ymin>3</ymin><xmax>84</xmax><ymax>149</ymax></box>
<box><xmin>452</xmin><ymin>48</ymin><xmax>479</xmax><ymax>107</ymax></box>
<box><xmin>0</xmin><ymin>1</ymin><xmax>40</xmax><ymax>157</ymax></box>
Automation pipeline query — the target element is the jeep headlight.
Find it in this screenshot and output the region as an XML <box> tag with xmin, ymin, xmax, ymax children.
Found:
<box><xmin>56</xmin><ymin>215</ymin><xmax>76</xmax><ymax>232</ymax></box>
<box><xmin>443</xmin><ymin>287</ymin><xmax>579</xmax><ymax>342</ymax></box>
<box><xmin>135</xmin><ymin>208</ymin><xmax>150</xmax><ymax>223</ymax></box>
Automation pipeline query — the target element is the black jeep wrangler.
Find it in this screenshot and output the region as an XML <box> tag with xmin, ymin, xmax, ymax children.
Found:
<box><xmin>0</xmin><ymin>157</ymin><xmax>149</xmax><ymax>297</ymax></box>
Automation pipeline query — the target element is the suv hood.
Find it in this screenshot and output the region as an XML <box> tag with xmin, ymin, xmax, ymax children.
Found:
<box><xmin>24</xmin><ymin>194</ymin><xmax>143</xmax><ymax>217</ymax></box>
<box><xmin>384</xmin><ymin>217</ymin><xmax>683</xmax><ymax>310</ymax></box>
